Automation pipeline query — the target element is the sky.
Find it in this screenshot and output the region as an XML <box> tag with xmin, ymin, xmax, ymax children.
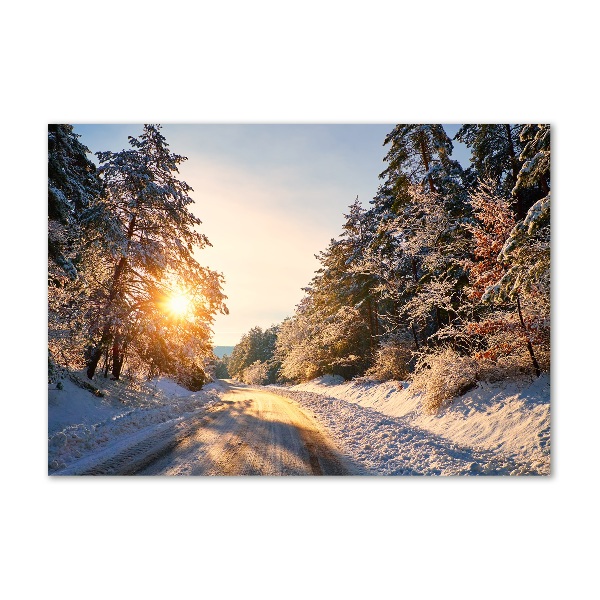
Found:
<box><xmin>74</xmin><ymin>124</ymin><xmax>470</xmax><ymax>346</ymax></box>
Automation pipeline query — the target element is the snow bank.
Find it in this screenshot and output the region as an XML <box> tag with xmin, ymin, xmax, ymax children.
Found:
<box><xmin>147</xmin><ymin>377</ymin><xmax>198</xmax><ymax>399</ymax></box>
<box><xmin>48</xmin><ymin>373</ymin><xmax>223</xmax><ymax>473</ymax></box>
<box><xmin>275</xmin><ymin>373</ymin><xmax>550</xmax><ymax>475</ymax></box>
<box><xmin>293</xmin><ymin>376</ymin><xmax>414</xmax><ymax>415</ymax></box>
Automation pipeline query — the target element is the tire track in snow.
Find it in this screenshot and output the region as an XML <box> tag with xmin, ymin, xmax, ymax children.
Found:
<box><xmin>135</xmin><ymin>386</ymin><xmax>357</xmax><ymax>476</ymax></box>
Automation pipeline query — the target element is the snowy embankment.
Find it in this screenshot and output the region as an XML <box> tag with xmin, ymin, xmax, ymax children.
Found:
<box><xmin>48</xmin><ymin>373</ymin><xmax>225</xmax><ymax>474</ymax></box>
<box><xmin>270</xmin><ymin>374</ymin><xmax>550</xmax><ymax>475</ymax></box>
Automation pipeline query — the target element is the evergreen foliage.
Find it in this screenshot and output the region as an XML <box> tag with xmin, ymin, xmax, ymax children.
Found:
<box><xmin>455</xmin><ymin>124</ymin><xmax>524</xmax><ymax>198</ymax></box>
<box><xmin>48</xmin><ymin>124</ymin><xmax>102</xmax><ymax>278</ymax></box>
<box><xmin>214</xmin><ymin>357</ymin><xmax>230</xmax><ymax>379</ymax></box>
<box><xmin>48</xmin><ymin>124</ymin><xmax>226</xmax><ymax>388</ymax></box>
<box><xmin>513</xmin><ymin>125</ymin><xmax>550</xmax><ymax>197</ymax></box>
<box><xmin>228</xmin><ymin>325</ymin><xmax>280</xmax><ymax>383</ymax></box>
<box><xmin>48</xmin><ymin>125</ymin><xmax>105</xmax><ymax>370</ymax></box>
<box><xmin>275</xmin><ymin>198</ymin><xmax>382</xmax><ymax>381</ymax></box>
<box><xmin>50</xmin><ymin>122</ymin><xmax>551</xmax><ymax>393</ymax></box>
<box><xmin>275</xmin><ymin>124</ymin><xmax>550</xmax><ymax>384</ymax></box>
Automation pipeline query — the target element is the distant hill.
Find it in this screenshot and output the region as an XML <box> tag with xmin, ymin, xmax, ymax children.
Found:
<box><xmin>213</xmin><ymin>346</ymin><xmax>235</xmax><ymax>358</ymax></box>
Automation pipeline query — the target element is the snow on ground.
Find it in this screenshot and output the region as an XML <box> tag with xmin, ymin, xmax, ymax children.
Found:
<box><xmin>48</xmin><ymin>372</ymin><xmax>225</xmax><ymax>473</ymax></box>
<box><xmin>49</xmin><ymin>369</ymin><xmax>549</xmax><ymax>476</ymax></box>
<box><xmin>269</xmin><ymin>374</ymin><xmax>550</xmax><ymax>475</ymax></box>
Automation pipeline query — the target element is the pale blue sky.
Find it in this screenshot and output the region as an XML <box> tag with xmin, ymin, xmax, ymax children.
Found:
<box><xmin>74</xmin><ymin>124</ymin><xmax>470</xmax><ymax>346</ymax></box>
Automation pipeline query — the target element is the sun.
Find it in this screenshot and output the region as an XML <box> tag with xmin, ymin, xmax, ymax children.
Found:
<box><xmin>166</xmin><ymin>291</ymin><xmax>191</xmax><ymax>316</ymax></box>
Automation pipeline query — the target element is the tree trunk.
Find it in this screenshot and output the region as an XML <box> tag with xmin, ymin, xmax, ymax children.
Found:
<box><xmin>516</xmin><ymin>295</ymin><xmax>541</xmax><ymax>377</ymax></box>
<box><xmin>86</xmin><ymin>347</ymin><xmax>103</xmax><ymax>380</ymax></box>
<box><xmin>86</xmin><ymin>323</ymin><xmax>112</xmax><ymax>379</ymax></box>
<box><xmin>411</xmin><ymin>258</ymin><xmax>419</xmax><ymax>283</ymax></box>
<box><xmin>366</xmin><ymin>297</ymin><xmax>376</xmax><ymax>353</ymax></box>
<box><xmin>409</xmin><ymin>258</ymin><xmax>421</xmax><ymax>350</ymax></box>
<box><xmin>102</xmin><ymin>346</ymin><xmax>110</xmax><ymax>378</ymax></box>
<box><xmin>112</xmin><ymin>355</ymin><xmax>124</xmax><ymax>380</ymax></box>
<box><xmin>86</xmin><ymin>215</ymin><xmax>137</xmax><ymax>380</ymax></box>
<box><xmin>111</xmin><ymin>337</ymin><xmax>122</xmax><ymax>379</ymax></box>
<box><xmin>113</xmin><ymin>335</ymin><xmax>130</xmax><ymax>380</ymax></box>
<box><xmin>506</xmin><ymin>124</ymin><xmax>526</xmax><ymax>219</ymax></box>
<box><xmin>505</xmin><ymin>124</ymin><xmax>520</xmax><ymax>183</ymax></box>
<box><xmin>411</xmin><ymin>323</ymin><xmax>420</xmax><ymax>351</ymax></box>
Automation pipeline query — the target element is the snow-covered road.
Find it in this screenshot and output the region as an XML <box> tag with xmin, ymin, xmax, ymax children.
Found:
<box><xmin>50</xmin><ymin>375</ymin><xmax>548</xmax><ymax>476</ymax></box>
<box><xmin>135</xmin><ymin>385</ymin><xmax>357</xmax><ymax>475</ymax></box>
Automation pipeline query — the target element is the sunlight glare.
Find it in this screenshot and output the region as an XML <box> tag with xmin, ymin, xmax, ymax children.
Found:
<box><xmin>167</xmin><ymin>292</ymin><xmax>191</xmax><ymax>316</ymax></box>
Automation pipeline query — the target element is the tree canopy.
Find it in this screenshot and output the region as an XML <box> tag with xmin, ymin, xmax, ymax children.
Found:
<box><xmin>48</xmin><ymin>124</ymin><xmax>227</xmax><ymax>388</ymax></box>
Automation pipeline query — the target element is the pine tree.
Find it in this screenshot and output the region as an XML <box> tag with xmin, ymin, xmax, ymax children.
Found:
<box><xmin>492</xmin><ymin>194</ymin><xmax>550</xmax><ymax>306</ymax></box>
<box><xmin>492</xmin><ymin>125</ymin><xmax>551</xmax><ymax>350</ymax></box>
<box><xmin>324</xmin><ymin>198</ymin><xmax>381</xmax><ymax>352</ymax></box>
<box><xmin>512</xmin><ymin>125</ymin><xmax>550</xmax><ymax>198</ymax></box>
<box><xmin>305</xmin><ymin>199</ymin><xmax>379</xmax><ymax>374</ymax></box>
<box><xmin>228</xmin><ymin>325</ymin><xmax>279</xmax><ymax>382</ymax></box>
<box><xmin>361</xmin><ymin>125</ymin><xmax>470</xmax><ymax>351</ymax></box>
<box><xmin>48</xmin><ymin>125</ymin><xmax>104</xmax><ymax>371</ymax></box>
<box><xmin>379</xmin><ymin>124</ymin><xmax>462</xmax><ymax>203</ymax></box>
<box><xmin>48</xmin><ymin>124</ymin><xmax>101</xmax><ymax>278</ymax></box>
<box><xmin>85</xmin><ymin>124</ymin><xmax>226</xmax><ymax>380</ymax></box>
<box><xmin>455</xmin><ymin>125</ymin><xmax>523</xmax><ymax>198</ymax></box>
<box><xmin>275</xmin><ymin>199</ymin><xmax>379</xmax><ymax>381</ymax></box>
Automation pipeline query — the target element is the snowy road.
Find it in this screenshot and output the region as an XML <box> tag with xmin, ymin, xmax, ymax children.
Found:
<box><xmin>135</xmin><ymin>385</ymin><xmax>355</xmax><ymax>475</ymax></box>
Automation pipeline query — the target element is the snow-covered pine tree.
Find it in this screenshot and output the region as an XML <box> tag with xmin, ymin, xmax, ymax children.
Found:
<box><xmin>336</xmin><ymin>197</ymin><xmax>382</xmax><ymax>351</ymax></box>
<box><xmin>275</xmin><ymin>198</ymin><xmax>378</xmax><ymax>381</ymax></box>
<box><xmin>512</xmin><ymin>125</ymin><xmax>550</xmax><ymax>198</ymax></box>
<box><xmin>228</xmin><ymin>325</ymin><xmax>279</xmax><ymax>383</ymax></box>
<box><xmin>305</xmin><ymin>199</ymin><xmax>379</xmax><ymax>375</ymax></box>
<box><xmin>362</xmin><ymin>125</ymin><xmax>470</xmax><ymax>351</ymax></box>
<box><xmin>495</xmin><ymin>194</ymin><xmax>550</xmax><ymax>300</ymax></box>
<box><xmin>455</xmin><ymin>125</ymin><xmax>524</xmax><ymax>199</ymax></box>
<box><xmin>387</xmin><ymin>184</ymin><xmax>470</xmax><ymax>346</ymax></box>
<box><xmin>48</xmin><ymin>124</ymin><xmax>101</xmax><ymax>278</ymax></box>
<box><xmin>275</xmin><ymin>303</ymin><xmax>324</xmax><ymax>382</ymax></box>
<box><xmin>48</xmin><ymin>125</ymin><xmax>104</xmax><ymax>372</ymax></box>
<box><xmin>485</xmin><ymin>125</ymin><xmax>551</xmax><ymax>376</ymax></box>
<box><xmin>353</xmin><ymin>214</ymin><xmax>420</xmax><ymax>350</ymax></box>
<box><xmin>85</xmin><ymin>124</ymin><xmax>227</xmax><ymax>380</ymax></box>
<box><xmin>379</xmin><ymin>124</ymin><xmax>460</xmax><ymax>199</ymax></box>
<box><xmin>499</xmin><ymin>125</ymin><xmax>550</xmax><ymax>304</ymax></box>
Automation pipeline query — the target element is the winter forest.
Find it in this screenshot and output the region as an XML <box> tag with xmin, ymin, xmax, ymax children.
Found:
<box><xmin>224</xmin><ymin>124</ymin><xmax>550</xmax><ymax>410</ymax></box>
<box><xmin>48</xmin><ymin>123</ymin><xmax>550</xmax><ymax>476</ymax></box>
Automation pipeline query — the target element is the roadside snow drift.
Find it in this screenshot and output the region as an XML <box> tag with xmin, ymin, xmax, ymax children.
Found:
<box><xmin>48</xmin><ymin>373</ymin><xmax>224</xmax><ymax>473</ymax></box>
<box><xmin>49</xmin><ymin>371</ymin><xmax>549</xmax><ymax>476</ymax></box>
<box><xmin>270</xmin><ymin>374</ymin><xmax>550</xmax><ymax>475</ymax></box>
